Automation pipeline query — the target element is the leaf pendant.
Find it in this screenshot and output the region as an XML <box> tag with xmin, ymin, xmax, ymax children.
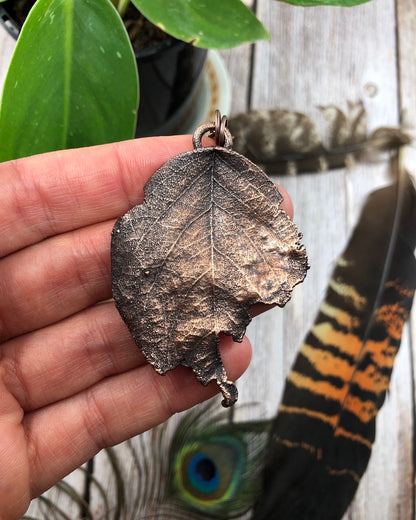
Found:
<box><xmin>111</xmin><ymin>113</ymin><xmax>308</xmax><ymax>406</ymax></box>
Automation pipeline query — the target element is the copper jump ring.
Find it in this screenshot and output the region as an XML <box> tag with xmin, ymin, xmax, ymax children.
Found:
<box><xmin>192</xmin><ymin>110</ymin><xmax>233</xmax><ymax>150</ymax></box>
<box><xmin>212</xmin><ymin>109</ymin><xmax>228</xmax><ymax>147</ymax></box>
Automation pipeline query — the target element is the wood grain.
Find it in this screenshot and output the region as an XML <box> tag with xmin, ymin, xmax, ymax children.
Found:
<box><xmin>0</xmin><ymin>31</ymin><xmax>14</xmax><ymax>92</ymax></box>
<box><xmin>397</xmin><ymin>0</ymin><xmax>416</xmax><ymax>471</ymax></box>
<box><xmin>223</xmin><ymin>1</ymin><xmax>414</xmax><ymax>519</ymax></box>
<box><xmin>0</xmin><ymin>0</ymin><xmax>414</xmax><ymax>517</ymax></box>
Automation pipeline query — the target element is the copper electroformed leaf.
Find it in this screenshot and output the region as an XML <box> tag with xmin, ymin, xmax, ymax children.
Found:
<box><xmin>111</xmin><ymin>144</ymin><xmax>308</xmax><ymax>406</ymax></box>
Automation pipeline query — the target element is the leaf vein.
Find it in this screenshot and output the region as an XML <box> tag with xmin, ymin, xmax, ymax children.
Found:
<box><xmin>129</xmin><ymin>167</ymin><xmax>208</xmax><ymax>251</ymax></box>
<box><xmin>213</xmin><ymin>177</ymin><xmax>280</xmax><ymax>227</ymax></box>
<box><xmin>213</xmin><ymin>201</ymin><xmax>277</xmax><ymax>274</ymax></box>
<box><xmin>142</xmin><ymin>205</ymin><xmax>213</xmax><ymax>303</ymax></box>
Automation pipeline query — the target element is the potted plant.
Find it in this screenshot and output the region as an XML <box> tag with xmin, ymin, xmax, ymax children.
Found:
<box><xmin>0</xmin><ymin>0</ymin><xmax>367</xmax><ymax>162</ymax></box>
<box><xmin>0</xmin><ymin>0</ymin><xmax>271</xmax><ymax>161</ymax></box>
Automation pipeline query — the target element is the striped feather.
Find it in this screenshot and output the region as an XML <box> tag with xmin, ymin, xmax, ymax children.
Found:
<box><xmin>253</xmin><ymin>169</ymin><xmax>416</xmax><ymax>520</ymax></box>
<box><xmin>229</xmin><ymin>104</ymin><xmax>411</xmax><ymax>175</ymax></box>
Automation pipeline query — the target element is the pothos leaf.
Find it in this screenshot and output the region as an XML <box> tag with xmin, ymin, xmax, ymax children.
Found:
<box><xmin>130</xmin><ymin>0</ymin><xmax>270</xmax><ymax>49</ymax></box>
<box><xmin>111</xmin><ymin>141</ymin><xmax>308</xmax><ymax>407</ymax></box>
<box><xmin>0</xmin><ymin>0</ymin><xmax>138</xmax><ymax>161</ymax></box>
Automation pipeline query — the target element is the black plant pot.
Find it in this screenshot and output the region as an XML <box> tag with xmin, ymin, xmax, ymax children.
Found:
<box><xmin>135</xmin><ymin>37</ymin><xmax>207</xmax><ymax>137</ymax></box>
<box><xmin>0</xmin><ymin>1</ymin><xmax>208</xmax><ymax>137</ymax></box>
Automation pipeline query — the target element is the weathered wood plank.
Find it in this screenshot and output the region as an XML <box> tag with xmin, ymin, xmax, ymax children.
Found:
<box><xmin>211</xmin><ymin>6</ymin><xmax>414</xmax><ymax>520</ymax></box>
<box><xmin>252</xmin><ymin>0</ymin><xmax>398</xmax><ymax>130</ymax></box>
<box><xmin>397</xmin><ymin>0</ymin><xmax>416</xmax><ymax>131</ymax></box>
<box><xmin>243</xmin><ymin>0</ymin><xmax>414</xmax><ymax>519</ymax></box>
<box><xmin>397</xmin><ymin>0</ymin><xmax>416</xmax><ymax>477</ymax></box>
<box><xmin>0</xmin><ymin>0</ymin><xmax>414</xmax><ymax>516</ymax></box>
<box><xmin>219</xmin><ymin>44</ymin><xmax>252</xmax><ymax>115</ymax></box>
<box><xmin>0</xmin><ymin>30</ymin><xmax>14</xmax><ymax>91</ymax></box>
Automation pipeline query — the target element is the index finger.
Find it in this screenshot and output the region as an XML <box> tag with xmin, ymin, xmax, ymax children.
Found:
<box><xmin>0</xmin><ymin>136</ymin><xmax>192</xmax><ymax>258</ymax></box>
<box><xmin>0</xmin><ymin>137</ymin><xmax>293</xmax><ymax>258</ymax></box>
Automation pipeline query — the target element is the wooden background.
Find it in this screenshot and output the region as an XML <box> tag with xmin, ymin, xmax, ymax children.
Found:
<box><xmin>1</xmin><ymin>0</ymin><xmax>415</xmax><ymax>517</ymax></box>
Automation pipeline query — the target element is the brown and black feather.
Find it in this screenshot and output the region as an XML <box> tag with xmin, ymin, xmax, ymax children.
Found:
<box><xmin>253</xmin><ymin>172</ymin><xmax>416</xmax><ymax>519</ymax></box>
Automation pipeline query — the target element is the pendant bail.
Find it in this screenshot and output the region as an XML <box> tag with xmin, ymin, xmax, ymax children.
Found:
<box><xmin>192</xmin><ymin>110</ymin><xmax>233</xmax><ymax>150</ymax></box>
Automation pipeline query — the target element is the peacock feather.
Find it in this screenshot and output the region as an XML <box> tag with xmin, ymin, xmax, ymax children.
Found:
<box><xmin>167</xmin><ymin>402</ymin><xmax>271</xmax><ymax>519</ymax></box>
<box><xmin>23</xmin><ymin>400</ymin><xmax>271</xmax><ymax>520</ymax></box>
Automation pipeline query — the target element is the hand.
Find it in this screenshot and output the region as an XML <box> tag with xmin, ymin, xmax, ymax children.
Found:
<box><xmin>0</xmin><ymin>137</ymin><xmax>293</xmax><ymax>519</ymax></box>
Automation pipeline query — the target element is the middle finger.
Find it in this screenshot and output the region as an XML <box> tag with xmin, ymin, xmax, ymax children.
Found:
<box><xmin>1</xmin><ymin>302</ymin><xmax>144</xmax><ymax>411</ymax></box>
<box><xmin>1</xmin><ymin>301</ymin><xmax>251</xmax><ymax>413</ymax></box>
<box><xmin>0</xmin><ymin>220</ymin><xmax>113</xmax><ymax>342</ymax></box>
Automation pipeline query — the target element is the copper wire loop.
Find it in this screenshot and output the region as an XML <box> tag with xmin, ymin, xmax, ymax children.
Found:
<box><xmin>192</xmin><ymin>110</ymin><xmax>233</xmax><ymax>149</ymax></box>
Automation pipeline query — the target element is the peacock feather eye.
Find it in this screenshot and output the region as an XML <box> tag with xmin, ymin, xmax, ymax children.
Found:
<box><xmin>173</xmin><ymin>436</ymin><xmax>246</xmax><ymax>512</ymax></box>
<box><xmin>186</xmin><ymin>451</ymin><xmax>220</xmax><ymax>494</ymax></box>
<box><xmin>166</xmin><ymin>401</ymin><xmax>271</xmax><ymax>519</ymax></box>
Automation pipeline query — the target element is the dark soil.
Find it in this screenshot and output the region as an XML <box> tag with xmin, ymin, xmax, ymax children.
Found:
<box><xmin>123</xmin><ymin>3</ymin><xmax>169</xmax><ymax>52</ymax></box>
<box><xmin>5</xmin><ymin>0</ymin><xmax>169</xmax><ymax>51</ymax></box>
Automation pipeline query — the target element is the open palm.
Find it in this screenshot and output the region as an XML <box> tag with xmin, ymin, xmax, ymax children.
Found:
<box><xmin>0</xmin><ymin>136</ymin><xmax>292</xmax><ymax>519</ymax></box>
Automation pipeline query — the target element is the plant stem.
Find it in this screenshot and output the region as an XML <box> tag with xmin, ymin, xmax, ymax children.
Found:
<box><xmin>116</xmin><ymin>0</ymin><xmax>131</xmax><ymax>17</ymax></box>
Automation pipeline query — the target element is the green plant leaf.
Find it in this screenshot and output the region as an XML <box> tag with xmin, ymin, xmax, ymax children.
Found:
<box><xmin>131</xmin><ymin>0</ymin><xmax>269</xmax><ymax>49</ymax></box>
<box><xmin>0</xmin><ymin>0</ymin><xmax>138</xmax><ymax>162</ymax></box>
<box><xmin>275</xmin><ymin>0</ymin><xmax>371</xmax><ymax>5</ymax></box>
